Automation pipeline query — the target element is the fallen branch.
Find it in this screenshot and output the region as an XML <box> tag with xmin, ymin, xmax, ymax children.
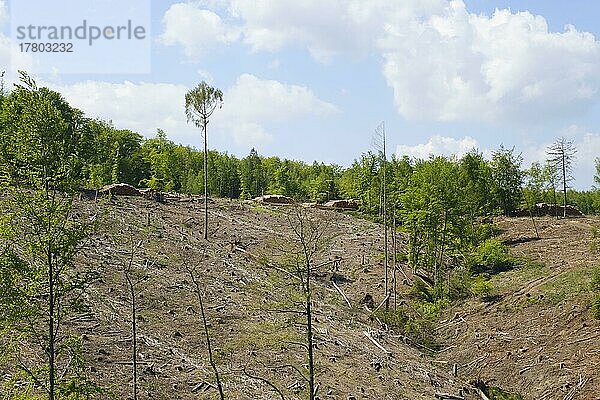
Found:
<box><xmin>434</xmin><ymin>393</ymin><xmax>464</xmax><ymax>400</ymax></box>
<box><xmin>567</xmin><ymin>333</ymin><xmax>600</xmax><ymax>345</ymax></box>
<box><xmin>243</xmin><ymin>368</ymin><xmax>285</xmax><ymax>400</ymax></box>
<box><xmin>363</xmin><ymin>331</ymin><xmax>391</xmax><ymax>356</ymax></box>
<box><xmin>331</xmin><ymin>279</ymin><xmax>351</xmax><ymax>308</ymax></box>
<box><xmin>372</xmin><ymin>294</ymin><xmax>390</xmax><ymax>313</ymax></box>
<box><xmin>473</xmin><ymin>387</ymin><xmax>491</xmax><ymax>400</ymax></box>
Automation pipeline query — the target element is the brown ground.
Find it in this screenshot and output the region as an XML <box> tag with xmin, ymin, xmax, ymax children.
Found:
<box><xmin>3</xmin><ymin>198</ymin><xmax>599</xmax><ymax>399</ymax></box>
<box><xmin>52</xmin><ymin>196</ymin><xmax>469</xmax><ymax>400</ymax></box>
<box><xmin>437</xmin><ymin>217</ymin><xmax>600</xmax><ymax>400</ymax></box>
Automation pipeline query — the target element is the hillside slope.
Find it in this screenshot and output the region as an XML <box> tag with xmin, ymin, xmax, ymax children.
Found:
<box><xmin>5</xmin><ymin>197</ymin><xmax>598</xmax><ymax>399</ymax></box>
<box><xmin>437</xmin><ymin>217</ymin><xmax>600</xmax><ymax>400</ymax></box>
<box><xmin>24</xmin><ymin>196</ymin><xmax>473</xmax><ymax>400</ymax></box>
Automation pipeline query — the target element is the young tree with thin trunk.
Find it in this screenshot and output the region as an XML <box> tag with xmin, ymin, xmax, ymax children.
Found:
<box><xmin>547</xmin><ymin>137</ymin><xmax>576</xmax><ymax>217</ymax></box>
<box><xmin>185</xmin><ymin>82</ymin><xmax>223</xmax><ymax>240</ymax></box>
<box><xmin>184</xmin><ymin>263</ymin><xmax>225</xmax><ymax>400</ymax></box>
<box><xmin>284</xmin><ymin>206</ymin><xmax>332</xmax><ymax>400</ymax></box>
<box><xmin>372</xmin><ymin>122</ymin><xmax>389</xmax><ymax>309</ymax></box>
<box><xmin>0</xmin><ymin>72</ymin><xmax>101</xmax><ymax>399</ymax></box>
<box><xmin>121</xmin><ymin>236</ymin><xmax>146</xmax><ymax>400</ymax></box>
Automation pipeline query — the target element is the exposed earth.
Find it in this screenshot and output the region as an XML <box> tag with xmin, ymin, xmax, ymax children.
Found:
<box><xmin>3</xmin><ymin>196</ymin><xmax>599</xmax><ymax>399</ymax></box>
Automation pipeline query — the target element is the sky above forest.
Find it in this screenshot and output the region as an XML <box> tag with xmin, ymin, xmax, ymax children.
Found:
<box><xmin>1</xmin><ymin>0</ymin><xmax>600</xmax><ymax>188</ymax></box>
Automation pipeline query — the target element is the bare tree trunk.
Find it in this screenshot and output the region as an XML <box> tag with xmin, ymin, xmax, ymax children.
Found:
<box><xmin>203</xmin><ymin>122</ymin><xmax>209</xmax><ymax>240</ymax></box>
<box><xmin>562</xmin><ymin>151</ymin><xmax>567</xmax><ymax>218</ymax></box>
<box><xmin>382</xmin><ymin>127</ymin><xmax>388</xmax><ymax>310</ymax></box>
<box><xmin>306</xmin><ymin>292</ymin><xmax>315</xmax><ymax>400</ymax></box>
<box><xmin>48</xmin><ymin>249</ymin><xmax>55</xmax><ymax>400</ymax></box>
<box><xmin>392</xmin><ymin>209</ymin><xmax>397</xmax><ymax>310</ymax></box>
<box><xmin>125</xmin><ymin>272</ymin><xmax>138</xmax><ymax>400</ymax></box>
<box><xmin>189</xmin><ymin>270</ymin><xmax>224</xmax><ymax>400</ymax></box>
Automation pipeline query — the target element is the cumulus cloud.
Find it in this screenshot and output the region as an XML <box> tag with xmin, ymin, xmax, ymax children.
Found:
<box><xmin>215</xmin><ymin>73</ymin><xmax>339</xmax><ymax>146</ymax></box>
<box><xmin>521</xmin><ymin>127</ymin><xmax>600</xmax><ymax>188</ymax></box>
<box><xmin>395</xmin><ymin>135</ymin><xmax>479</xmax><ymax>159</ymax></box>
<box><xmin>161</xmin><ymin>1</ymin><xmax>600</xmax><ymax>123</ymax></box>
<box><xmin>159</xmin><ymin>2</ymin><xmax>239</xmax><ymax>60</ymax></box>
<box><xmin>48</xmin><ymin>80</ymin><xmax>194</xmax><ymax>139</ymax></box>
<box><xmin>380</xmin><ymin>2</ymin><xmax>600</xmax><ymax>122</ymax></box>
<box><xmin>45</xmin><ymin>74</ymin><xmax>337</xmax><ymax>149</ymax></box>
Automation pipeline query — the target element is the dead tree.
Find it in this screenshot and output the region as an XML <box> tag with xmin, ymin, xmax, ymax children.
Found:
<box><xmin>547</xmin><ymin>138</ymin><xmax>576</xmax><ymax>217</ymax></box>
<box><xmin>285</xmin><ymin>206</ymin><xmax>333</xmax><ymax>400</ymax></box>
<box><xmin>184</xmin><ymin>263</ymin><xmax>225</xmax><ymax>400</ymax></box>
<box><xmin>372</xmin><ymin>122</ymin><xmax>389</xmax><ymax>309</ymax></box>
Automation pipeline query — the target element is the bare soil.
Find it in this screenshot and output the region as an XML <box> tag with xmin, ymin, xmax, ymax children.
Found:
<box><xmin>51</xmin><ymin>197</ymin><xmax>470</xmax><ymax>400</ymax></box>
<box><xmin>4</xmin><ymin>198</ymin><xmax>599</xmax><ymax>400</ymax></box>
<box><xmin>437</xmin><ymin>216</ymin><xmax>600</xmax><ymax>400</ymax></box>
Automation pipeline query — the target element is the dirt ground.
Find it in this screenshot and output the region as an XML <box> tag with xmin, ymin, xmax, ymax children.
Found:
<box><xmin>4</xmin><ymin>197</ymin><xmax>599</xmax><ymax>400</ymax></box>
<box><xmin>437</xmin><ymin>216</ymin><xmax>600</xmax><ymax>400</ymax></box>
<box><xmin>23</xmin><ymin>196</ymin><xmax>473</xmax><ymax>400</ymax></box>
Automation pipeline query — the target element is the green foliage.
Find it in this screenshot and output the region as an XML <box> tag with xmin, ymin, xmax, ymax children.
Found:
<box><xmin>374</xmin><ymin>306</ymin><xmax>439</xmax><ymax>351</ymax></box>
<box><xmin>490</xmin><ymin>146</ymin><xmax>524</xmax><ymax>216</ymax></box>
<box><xmin>487</xmin><ymin>386</ymin><xmax>524</xmax><ymax>400</ymax></box>
<box><xmin>0</xmin><ymin>72</ymin><xmax>87</xmax><ymax>191</ymax></box>
<box><xmin>470</xmin><ymin>276</ymin><xmax>494</xmax><ymax>298</ymax></box>
<box><xmin>0</xmin><ymin>73</ymin><xmax>101</xmax><ymax>399</ymax></box>
<box><xmin>591</xmin><ymin>266</ymin><xmax>600</xmax><ymax>292</ymax></box>
<box><xmin>470</xmin><ymin>238</ymin><xmax>516</xmax><ymax>274</ymax></box>
<box><xmin>374</xmin><ymin>308</ymin><xmax>408</xmax><ymax>328</ymax></box>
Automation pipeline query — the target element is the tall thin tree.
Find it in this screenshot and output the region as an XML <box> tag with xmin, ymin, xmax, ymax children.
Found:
<box><xmin>372</xmin><ymin>122</ymin><xmax>389</xmax><ymax>309</ymax></box>
<box><xmin>547</xmin><ymin>137</ymin><xmax>576</xmax><ymax>217</ymax></box>
<box><xmin>185</xmin><ymin>82</ymin><xmax>223</xmax><ymax>239</ymax></box>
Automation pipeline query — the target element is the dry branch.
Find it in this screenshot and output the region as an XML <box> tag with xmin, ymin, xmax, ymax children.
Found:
<box><xmin>363</xmin><ymin>331</ymin><xmax>391</xmax><ymax>355</ymax></box>
<box><xmin>331</xmin><ymin>279</ymin><xmax>351</xmax><ymax>308</ymax></box>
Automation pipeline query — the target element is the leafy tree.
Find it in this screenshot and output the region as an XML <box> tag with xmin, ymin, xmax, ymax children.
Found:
<box><xmin>0</xmin><ymin>72</ymin><xmax>100</xmax><ymax>399</ymax></box>
<box><xmin>240</xmin><ymin>148</ymin><xmax>266</xmax><ymax>199</ymax></box>
<box><xmin>401</xmin><ymin>157</ymin><xmax>470</xmax><ymax>299</ymax></box>
<box><xmin>185</xmin><ymin>82</ymin><xmax>223</xmax><ymax>240</ymax></box>
<box><xmin>490</xmin><ymin>146</ymin><xmax>524</xmax><ymax>216</ymax></box>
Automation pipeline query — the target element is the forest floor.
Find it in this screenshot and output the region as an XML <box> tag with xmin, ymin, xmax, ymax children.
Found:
<box><xmin>3</xmin><ymin>196</ymin><xmax>600</xmax><ymax>399</ymax></box>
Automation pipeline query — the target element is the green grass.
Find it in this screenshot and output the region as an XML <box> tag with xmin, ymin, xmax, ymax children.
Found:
<box><xmin>487</xmin><ymin>386</ymin><xmax>524</xmax><ymax>400</ymax></box>
<box><xmin>540</xmin><ymin>267</ymin><xmax>593</xmax><ymax>304</ymax></box>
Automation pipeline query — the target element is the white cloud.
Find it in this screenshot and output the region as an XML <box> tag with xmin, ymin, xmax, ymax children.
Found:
<box><xmin>45</xmin><ymin>74</ymin><xmax>337</xmax><ymax>150</ymax></box>
<box><xmin>164</xmin><ymin>1</ymin><xmax>600</xmax><ymax>122</ymax></box>
<box><xmin>379</xmin><ymin>1</ymin><xmax>600</xmax><ymax>122</ymax></box>
<box><xmin>521</xmin><ymin>128</ymin><xmax>600</xmax><ymax>188</ymax></box>
<box><xmin>159</xmin><ymin>2</ymin><xmax>239</xmax><ymax>60</ymax></box>
<box><xmin>48</xmin><ymin>80</ymin><xmax>194</xmax><ymax>140</ymax></box>
<box><xmin>215</xmin><ymin>73</ymin><xmax>338</xmax><ymax>146</ymax></box>
<box><xmin>395</xmin><ymin>135</ymin><xmax>479</xmax><ymax>159</ymax></box>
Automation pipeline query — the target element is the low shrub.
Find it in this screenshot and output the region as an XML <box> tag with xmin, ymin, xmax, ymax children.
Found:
<box><xmin>590</xmin><ymin>266</ymin><xmax>600</xmax><ymax>292</ymax></box>
<box><xmin>470</xmin><ymin>275</ymin><xmax>494</xmax><ymax>298</ymax></box>
<box><xmin>470</xmin><ymin>238</ymin><xmax>515</xmax><ymax>274</ymax></box>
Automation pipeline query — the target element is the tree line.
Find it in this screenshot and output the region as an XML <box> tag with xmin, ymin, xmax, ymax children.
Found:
<box><xmin>3</xmin><ymin>73</ymin><xmax>600</xmax><ymax>216</ymax></box>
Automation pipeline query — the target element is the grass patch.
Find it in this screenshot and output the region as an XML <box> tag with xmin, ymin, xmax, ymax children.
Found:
<box><xmin>591</xmin><ymin>295</ymin><xmax>600</xmax><ymax>320</ymax></box>
<box><xmin>487</xmin><ymin>386</ymin><xmax>524</xmax><ymax>400</ymax></box>
<box><xmin>540</xmin><ymin>268</ymin><xmax>592</xmax><ymax>304</ymax></box>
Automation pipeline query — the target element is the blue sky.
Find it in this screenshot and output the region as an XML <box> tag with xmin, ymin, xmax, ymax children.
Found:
<box><xmin>2</xmin><ymin>0</ymin><xmax>600</xmax><ymax>188</ymax></box>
